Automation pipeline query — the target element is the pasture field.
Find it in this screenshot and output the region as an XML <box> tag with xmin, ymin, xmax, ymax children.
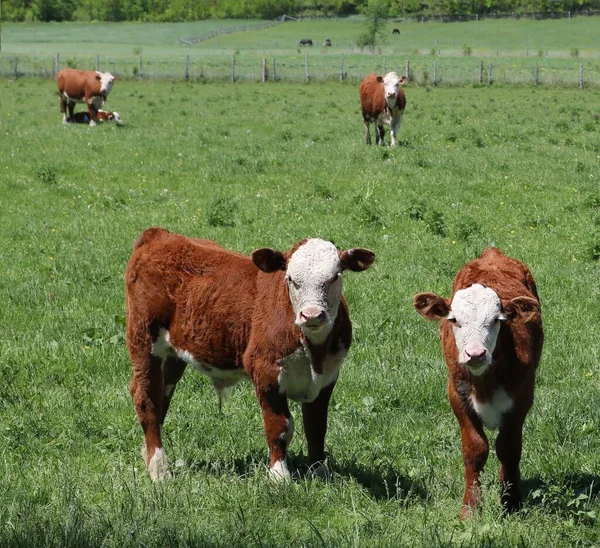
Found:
<box><xmin>0</xmin><ymin>77</ymin><xmax>599</xmax><ymax>546</ymax></box>
<box><xmin>1</xmin><ymin>18</ymin><xmax>600</xmax><ymax>85</ymax></box>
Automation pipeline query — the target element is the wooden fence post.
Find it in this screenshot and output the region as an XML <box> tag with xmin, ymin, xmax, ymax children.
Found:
<box><xmin>54</xmin><ymin>53</ymin><xmax>59</xmax><ymax>77</ymax></box>
<box><xmin>231</xmin><ymin>56</ymin><xmax>235</xmax><ymax>83</ymax></box>
<box><xmin>479</xmin><ymin>60</ymin><xmax>483</xmax><ymax>84</ymax></box>
<box><xmin>535</xmin><ymin>64</ymin><xmax>539</xmax><ymax>86</ymax></box>
<box><xmin>579</xmin><ymin>64</ymin><xmax>583</xmax><ymax>89</ymax></box>
<box><xmin>405</xmin><ymin>60</ymin><xmax>410</xmax><ymax>81</ymax></box>
<box><xmin>340</xmin><ymin>54</ymin><xmax>344</xmax><ymax>82</ymax></box>
<box><xmin>139</xmin><ymin>55</ymin><xmax>143</xmax><ymax>78</ymax></box>
<box><xmin>262</xmin><ymin>58</ymin><xmax>267</xmax><ymax>82</ymax></box>
<box><xmin>433</xmin><ymin>61</ymin><xmax>437</xmax><ymax>86</ymax></box>
<box><xmin>487</xmin><ymin>62</ymin><xmax>493</xmax><ymax>85</ymax></box>
<box><xmin>305</xmin><ymin>52</ymin><xmax>309</xmax><ymax>82</ymax></box>
<box><xmin>272</xmin><ymin>58</ymin><xmax>276</xmax><ymax>82</ymax></box>
<box><xmin>184</xmin><ymin>55</ymin><xmax>189</xmax><ymax>81</ymax></box>
<box><xmin>13</xmin><ymin>57</ymin><xmax>18</xmax><ymax>80</ymax></box>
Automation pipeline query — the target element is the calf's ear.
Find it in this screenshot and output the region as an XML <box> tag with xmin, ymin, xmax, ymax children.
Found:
<box><xmin>413</xmin><ymin>292</ymin><xmax>450</xmax><ymax>321</ymax></box>
<box><xmin>503</xmin><ymin>296</ymin><xmax>540</xmax><ymax>323</ymax></box>
<box><xmin>339</xmin><ymin>248</ymin><xmax>375</xmax><ymax>272</ymax></box>
<box><xmin>252</xmin><ymin>248</ymin><xmax>286</xmax><ymax>273</ymax></box>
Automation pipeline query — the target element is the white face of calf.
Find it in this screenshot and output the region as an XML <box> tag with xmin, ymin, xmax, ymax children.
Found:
<box><xmin>251</xmin><ymin>239</ymin><xmax>375</xmax><ymax>345</ymax></box>
<box><xmin>382</xmin><ymin>72</ymin><xmax>401</xmax><ymax>109</ymax></box>
<box><xmin>97</xmin><ymin>71</ymin><xmax>116</xmax><ymax>95</ymax></box>
<box><xmin>286</xmin><ymin>239</ymin><xmax>343</xmax><ymax>341</ymax></box>
<box><xmin>448</xmin><ymin>284</ymin><xmax>506</xmax><ymax>375</ymax></box>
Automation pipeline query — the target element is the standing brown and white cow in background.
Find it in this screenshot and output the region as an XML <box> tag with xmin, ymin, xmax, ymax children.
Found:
<box><xmin>359</xmin><ymin>72</ymin><xmax>407</xmax><ymax>146</ymax></box>
<box><xmin>125</xmin><ymin>228</ymin><xmax>375</xmax><ymax>482</ymax></box>
<box><xmin>413</xmin><ymin>247</ymin><xmax>543</xmax><ymax>519</ymax></box>
<box><xmin>56</xmin><ymin>68</ymin><xmax>116</xmax><ymax>126</ymax></box>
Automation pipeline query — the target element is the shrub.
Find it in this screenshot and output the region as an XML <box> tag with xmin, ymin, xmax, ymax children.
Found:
<box><xmin>463</xmin><ymin>44</ymin><xmax>472</xmax><ymax>56</ymax></box>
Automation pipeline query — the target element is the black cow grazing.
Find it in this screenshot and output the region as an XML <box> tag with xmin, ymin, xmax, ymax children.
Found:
<box><xmin>392</xmin><ymin>28</ymin><xmax>400</xmax><ymax>34</ymax></box>
<box><xmin>323</xmin><ymin>38</ymin><xmax>332</xmax><ymax>47</ymax></box>
<box><xmin>299</xmin><ymin>39</ymin><xmax>313</xmax><ymax>46</ymax></box>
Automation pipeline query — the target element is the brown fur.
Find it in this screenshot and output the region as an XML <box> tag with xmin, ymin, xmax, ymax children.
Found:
<box><xmin>359</xmin><ymin>73</ymin><xmax>407</xmax><ymax>145</ymax></box>
<box><xmin>125</xmin><ymin>228</ymin><xmax>372</xmax><ymax>477</ymax></box>
<box><xmin>414</xmin><ymin>247</ymin><xmax>543</xmax><ymax>518</ymax></box>
<box><xmin>56</xmin><ymin>68</ymin><xmax>113</xmax><ymax>124</ymax></box>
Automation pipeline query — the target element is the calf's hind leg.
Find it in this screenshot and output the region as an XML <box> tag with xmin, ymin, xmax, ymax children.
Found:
<box><xmin>129</xmin><ymin>335</ymin><xmax>170</xmax><ymax>481</ymax></box>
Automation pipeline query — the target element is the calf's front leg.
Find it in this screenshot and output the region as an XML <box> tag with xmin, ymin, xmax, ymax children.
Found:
<box><xmin>496</xmin><ymin>412</ymin><xmax>526</xmax><ymax>513</ymax></box>
<box><xmin>449</xmin><ymin>383</ymin><xmax>489</xmax><ymax>519</ymax></box>
<box><xmin>256</xmin><ymin>385</ymin><xmax>293</xmax><ymax>480</ymax></box>
<box><xmin>302</xmin><ymin>382</ymin><xmax>335</xmax><ymax>477</ymax></box>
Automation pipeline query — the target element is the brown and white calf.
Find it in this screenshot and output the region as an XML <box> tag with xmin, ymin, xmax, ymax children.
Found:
<box><xmin>56</xmin><ymin>68</ymin><xmax>116</xmax><ymax>126</ymax></box>
<box><xmin>413</xmin><ymin>247</ymin><xmax>543</xmax><ymax>518</ymax></box>
<box><xmin>359</xmin><ymin>72</ymin><xmax>407</xmax><ymax>146</ymax></box>
<box><xmin>71</xmin><ymin>109</ymin><xmax>122</xmax><ymax>125</ymax></box>
<box><xmin>125</xmin><ymin>227</ymin><xmax>375</xmax><ymax>481</ymax></box>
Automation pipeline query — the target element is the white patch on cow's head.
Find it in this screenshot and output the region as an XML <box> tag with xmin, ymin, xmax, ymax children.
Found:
<box><xmin>382</xmin><ymin>71</ymin><xmax>401</xmax><ymax>108</ymax></box>
<box><xmin>97</xmin><ymin>71</ymin><xmax>115</xmax><ymax>95</ymax></box>
<box><xmin>448</xmin><ymin>284</ymin><xmax>507</xmax><ymax>375</ymax></box>
<box><xmin>285</xmin><ymin>239</ymin><xmax>343</xmax><ymax>344</ymax></box>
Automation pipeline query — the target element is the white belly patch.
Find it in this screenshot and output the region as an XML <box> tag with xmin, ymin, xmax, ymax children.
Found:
<box><xmin>278</xmin><ymin>345</ymin><xmax>346</xmax><ymax>403</ymax></box>
<box><xmin>470</xmin><ymin>388</ymin><xmax>513</xmax><ymax>430</ymax></box>
<box><xmin>151</xmin><ymin>328</ymin><xmax>246</xmax><ymax>387</ymax></box>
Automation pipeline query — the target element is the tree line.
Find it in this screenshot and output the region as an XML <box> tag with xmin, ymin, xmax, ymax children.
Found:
<box><xmin>3</xmin><ymin>0</ymin><xmax>599</xmax><ymax>23</ymax></box>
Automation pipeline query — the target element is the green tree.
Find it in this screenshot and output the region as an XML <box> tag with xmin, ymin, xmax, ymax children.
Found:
<box><xmin>357</xmin><ymin>0</ymin><xmax>389</xmax><ymax>52</ymax></box>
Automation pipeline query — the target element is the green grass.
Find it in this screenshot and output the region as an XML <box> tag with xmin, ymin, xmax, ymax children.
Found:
<box><xmin>2</xmin><ymin>18</ymin><xmax>600</xmax><ymax>84</ymax></box>
<box><xmin>0</xmin><ymin>78</ymin><xmax>599</xmax><ymax>546</ymax></box>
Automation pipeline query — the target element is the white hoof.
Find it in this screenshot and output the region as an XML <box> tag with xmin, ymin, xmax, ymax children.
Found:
<box><xmin>269</xmin><ymin>459</ymin><xmax>291</xmax><ymax>482</ymax></box>
<box><xmin>147</xmin><ymin>447</ymin><xmax>170</xmax><ymax>481</ymax></box>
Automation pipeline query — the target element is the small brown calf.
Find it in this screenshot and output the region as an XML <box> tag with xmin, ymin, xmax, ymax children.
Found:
<box><xmin>125</xmin><ymin>228</ymin><xmax>375</xmax><ymax>481</ymax></box>
<box><xmin>414</xmin><ymin>247</ymin><xmax>543</xmax><ymax>518</ymax></box>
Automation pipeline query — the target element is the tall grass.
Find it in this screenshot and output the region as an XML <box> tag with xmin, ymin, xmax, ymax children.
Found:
<box><xmin>0</xmin><ymin>78</ymin><xmax>599</xmax><ymax>546</ymax></box>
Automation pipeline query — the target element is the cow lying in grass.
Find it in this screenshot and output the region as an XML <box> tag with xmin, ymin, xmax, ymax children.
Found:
<box><xmin>125</xmin><ymin>228</ymin><xmax>375</xmax><ymax>481</ymax></box>
<box><xmin>414</xmin><ymin>247</ymin><xmax>543</xmax><ymax>518</ymax></box>
<box><xmin>71</xmin><ymin>110</ymin><xmax>122</xmax><ymax>125</ymax></box>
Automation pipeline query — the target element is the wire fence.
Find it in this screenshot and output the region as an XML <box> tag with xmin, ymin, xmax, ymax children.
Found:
<box><xmin>1</xmin><ymin>53</ymin><xmax>598</xmax><ymax>87</ymax></box>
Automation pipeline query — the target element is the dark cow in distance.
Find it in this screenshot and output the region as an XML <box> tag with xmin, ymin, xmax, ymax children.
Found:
<box><xmin>72</xmin><ymin>109</ymin><xmax>122</xmax><ymax>125</ymax></box>
<box><xmin>57</xmin><ymin>68</ymin><xmax>116</xmax><ymax>126</ymax></box>
<box><xmin>359</xmin><ymin>72</ymin><xmax>407</xmax><ymax>146</ymax></box>
<box><xmin>299</xmin><ymin>39</ymin><xmax>313</xmax><ymax>46</ymax></box>
<box><xmin>392</xmin><ymin>28</ymin><xmax>400</xmax><ymax>34</ymax></box>
<box><xmin>414</xmin><ymin>247</ymin><xmax>543</xmax><ymax>519</ymax></box>
<box><xmin>323</xmin><ymin>38</ymin><xmax>332</xmax><ymax>47</ymax></box>
<box><xmin>125</xmin><ymin>228</ymin><xmax>375</xmax><ymax>481</ymax></box>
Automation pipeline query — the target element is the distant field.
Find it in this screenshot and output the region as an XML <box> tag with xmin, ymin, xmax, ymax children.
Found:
<box><xmin>0</xmin><ymin>78</ymin><xmax>599</xmax><ymax>546</ymax></box>
<box><xmin>1</xmin><ymin>17</ymin><xmax>599</xmax><ymax>85</ymax></box>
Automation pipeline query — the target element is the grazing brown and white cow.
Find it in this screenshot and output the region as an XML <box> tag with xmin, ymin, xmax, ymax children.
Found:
<box><xmin>125</xmin><ymin>228</ymin><xmax>375</xmax><ymax>482</ymax></box>
<box><xmin>71</xmin><ymin>109</ymin><xmax>122</xmax><ymax>125</ymax></box>
<box><xmin>413</xmin><ymin>247</ymin><xmax>543</xmax><ymax>519</ymax></box>
<box><xmin>359</xmin><ymin>72</ymin><xmax>407</xmax><ymax>146</ymax></box>
<box><xmin>56</xmin><ymin>68</ymin><xmax>116</xmax><ymax>126</ymax></box>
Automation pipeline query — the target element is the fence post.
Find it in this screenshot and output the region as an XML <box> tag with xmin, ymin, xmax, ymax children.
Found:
<box><xmin>305</xmin><ymin>52</ymin><xmax>309</xmax><ymax>82</ymax></box>
<box><xmin>340</xmin><ymin>54</ymin><xmax>344</xmax><ymax>82</ymax></box>
<box><xmin>433</xmin><ymin>61</ymin><xmax>437</xmax><ymax>86</ymax></box>
<box><xmin>405</xmin><ymin>60</ymin><xmax>410</xmax><ymax>81</ymax></box>
<box><xmin>184</xmin><ymin>55</ymin><xmax>189</xmax><ymax>81</ymax></box>
<box><xmin>54</xmin><ymin>53</ymin><xmax>59</xmax><ymax>77</ymax></box>
<box><xmin>262</xmin><ymin>58</ymin><xmax>267</xmax><ymax>82</ymax></box>
<box><xmin>231</xmin><ymin>56</ymin><xmax>235</xmax><ymax>83</ymax></box>
<box><xmin>272</xmin><ymin>58</ymin><xmax>276</xmax><ymax>82</ymax></box>
<box><xmin>479</xmin><ymin>60</ymin><xmax>483</xmax><ymax>84</ymax></box>
<box><xmin>139</xmin><ymin>55</ymin><xmax>143</xmax><ymax>78</ymax></box>
<box><xmin>96</xmin><ymin>54</ymin><xmax>100</xmax><ymax>71</ymax></box>
<box><xmin>579</xmin><ymin>64</ymin><xmax>583</xmax><ymax>89</ymax></box>
<box><xmin>487</xmin><ymin>62</ymin><xmax>493</xmax><ymax>85</ymax></box>
<box><xmin>13</xmin><ymin>57</ymin><xmax>18</xmax><ymax>80</ymax></box>
<box><xmin>535</xmin><ymin>64</ymin><xmax>539</xmax><ymax>86</ymax></box>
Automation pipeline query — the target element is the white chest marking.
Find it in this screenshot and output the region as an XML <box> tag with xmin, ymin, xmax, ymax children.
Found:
<box><xmin>278</xmin><ymin>344</ymin><xmax>346</xmax><ymax>403</ymax></box>
<box><xmin>151</xmin><ymin>328</ymin><xmax>246</xmax><ymax>387</ymax></box>
<box><xmin>470</xmin><ymin>388</ymin><xmax>513</xmax><ymax>430</ymax></box>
